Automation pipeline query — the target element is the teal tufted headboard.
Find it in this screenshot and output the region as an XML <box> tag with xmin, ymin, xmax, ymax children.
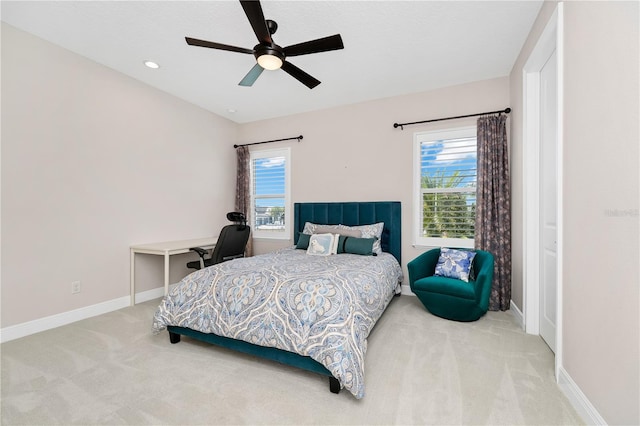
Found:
<box><xmin>293</xmin><ymin>201</ymin><xmax>402</xmax><ymax>264</ymax></box>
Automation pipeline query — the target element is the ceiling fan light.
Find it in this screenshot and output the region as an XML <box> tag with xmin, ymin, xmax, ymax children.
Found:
<box><xmin>257</xmin><ymin>54</ymin><xmax>283</xmax><ymax>70</ymax></box>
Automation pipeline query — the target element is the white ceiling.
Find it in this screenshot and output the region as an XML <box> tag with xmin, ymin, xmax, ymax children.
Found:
<box><xmin>1</xmin><ymin>1</ymin><xmax>543</xmax><ymax>123</ymax></box>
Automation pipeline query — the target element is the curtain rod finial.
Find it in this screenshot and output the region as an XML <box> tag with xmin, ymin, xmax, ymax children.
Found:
<box><xmin>233</xmin><ymin>144</ymin><xmax>239</xmax><ymax>148</ymax></box>
<box><xmin>505</xmin><ymin>107</ymin><xmax>511</xmax><ymax>114</ymax></box>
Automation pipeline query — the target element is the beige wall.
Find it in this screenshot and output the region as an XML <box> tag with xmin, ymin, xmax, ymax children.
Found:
<box><xmin>1</xmin><ymin>23</ymin><xmax>238</xmax><ymax>326</ymax></box>
<box><xmin>238</xmin><ymin>78</ymin><xmax>510</xmax><ymax>278</ymax></box>
<box><xmin>510</xmin><ymin>1</ymin><xmax>639</xmax><ymax>424</ymax></box>
<box><xmin>562</xmin><ymin>2</ymin><xmax>639</xmax><ymax>424</ymax></box>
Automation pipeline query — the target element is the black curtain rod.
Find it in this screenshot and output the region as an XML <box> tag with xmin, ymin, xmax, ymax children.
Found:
<box><xmin>234</xmin><ymin>135</ymin><xmax>303</xmax><ymax>148</ymax></box>
<box><xmin>393</xmin><ymin>108</ymin><xmax>511</xmax><ymax>130</ymax></box>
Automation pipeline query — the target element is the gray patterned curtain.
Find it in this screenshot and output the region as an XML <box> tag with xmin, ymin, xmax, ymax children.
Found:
<box><xmin>235</xmin><ymin>146</ymin><xmax>253</xmax><ymax>256</ymax></box>
<box><xmin>475</xmin><ymin>114</ymin><xmax>511</xmax><ymax>311</ymax></box>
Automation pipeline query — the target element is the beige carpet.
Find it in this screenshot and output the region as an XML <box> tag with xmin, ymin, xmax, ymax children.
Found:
<box><xmin>1</xmin><ymin>296</ymin><xmax>583</xmax><ymax>425</ymax></box>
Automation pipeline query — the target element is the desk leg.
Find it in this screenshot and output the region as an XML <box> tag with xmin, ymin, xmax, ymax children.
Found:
<box><xmin>164</xmin><ymin>253</ymin><xmax>170</xmax><ymax>297</ymax></box>
<box><xmin>130</xmin><ymin>249</ymin><xmax>136</xmax><ymax>306</ymax></box>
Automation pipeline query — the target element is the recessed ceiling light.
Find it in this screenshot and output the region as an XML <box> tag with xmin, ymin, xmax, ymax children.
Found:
<box><xmin>227</xmin><ymin>109</ymin><xmax>237</xmax><ymax>113</ymax></box>
<box><xmin>144</xmin><ymin>60</ymin><xmax>160</xmax><ymax>69</ymax></box>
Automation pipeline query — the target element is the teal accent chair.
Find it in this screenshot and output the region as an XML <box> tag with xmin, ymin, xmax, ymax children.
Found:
<box><xmin>408</xmin><ymin>248</ymin><xmax>494</xmax><ymax>322</ymax></box>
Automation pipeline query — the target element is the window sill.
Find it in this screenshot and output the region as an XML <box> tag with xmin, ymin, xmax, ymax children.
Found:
<box><xmin>413</xmin><ymin>238</ymin><xmax>475</xmax><ymax>249</ymax></box>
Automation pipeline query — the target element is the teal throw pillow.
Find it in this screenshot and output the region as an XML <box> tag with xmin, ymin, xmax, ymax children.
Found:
<box><xmin>296</xmin><ymin>233</ymin><xmax>311</xmax><ymax>249</ymax></box>
<box><xmin>337</xmin><ymin>236</ymin><xmax>376</xmax><ymax>256</ymax></box>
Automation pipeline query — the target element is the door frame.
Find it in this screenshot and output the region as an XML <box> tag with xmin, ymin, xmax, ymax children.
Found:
<box><xmin>522</xmin><ymin>3</ymin><xmax>564</xmax><ymax>379</ymax></box>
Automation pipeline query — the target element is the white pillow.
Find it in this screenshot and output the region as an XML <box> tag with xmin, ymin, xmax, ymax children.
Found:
<box><xmin>302</xmin><ymin>222</ymin><xmax>362</xmax><ymax>238</ymax></box>
<box><xmin>306</xmin><ymin>233</ymin><xmax>338</xmax><ymax>256</ymax></box>
<box><xmin>302</xmin><ymin>222</ymin><xmax>326</xmax><ymax>234</ymax></box>
<box><xmin>315</xmin><ymin>225</ymin><xmax>362</xmax><ymax>238</ymax></box>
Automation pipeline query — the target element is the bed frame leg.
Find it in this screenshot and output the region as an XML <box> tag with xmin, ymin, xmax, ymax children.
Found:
<box><xmin>169</xmin><ymin>331</ymin><xmax>181</xmax><ymax>344</ymax></box>
<box><xmin>329</xmin><ymin>377</ymin><xmax>340</xmax><ymax>394</ymax></box>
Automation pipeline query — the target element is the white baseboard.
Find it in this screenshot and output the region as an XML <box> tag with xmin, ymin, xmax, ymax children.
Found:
<box><xmin>558</xmin><ymin>366</ymin><xmax>606</xmax><ymax>425</ymax></box>
<box><xmin>0</xmin><ymin>285</ymin><xmax>174</xmax><ymax>343</ymax></box>
<box><xmin>134</xmin><ymin>286</ymin><xmax>169</xmax><ymax>304</ymax></box>
<box><xmin>1</xmin><ymin>296</ymin><xmax>129</xmax><ymax>343</ymax></box>
<box><xmin>400</xmin><ymin>283</ymin><xmax>415</xmax><ymax>296</ymax></box>
<box><xmin>510</xmin><ymin>299</ymin><xmax>525</xmax><ymax>330</ymax></box>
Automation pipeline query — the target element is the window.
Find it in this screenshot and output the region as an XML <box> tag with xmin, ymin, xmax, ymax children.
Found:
<box><xmin>413</xmin><ymin>126</ymin><xmax>477</xmax><ymax>248</ymax></box>
<box><xmin>250</xmin><ymin>148</ymin><xmax>291</xmax><ymax>239</ymax></box>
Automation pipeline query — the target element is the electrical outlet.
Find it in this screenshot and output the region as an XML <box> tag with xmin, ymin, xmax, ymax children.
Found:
<box><xmin>71</xmin><ymin>281</ymin><xmax>81</xmax><ymax>294</ymax></box>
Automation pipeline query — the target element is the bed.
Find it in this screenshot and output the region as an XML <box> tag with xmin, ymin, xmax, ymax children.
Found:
<box><xmin>152</xmin><ymin>201</ymin><xmax>402</xmax><ymax>398</ymax></box>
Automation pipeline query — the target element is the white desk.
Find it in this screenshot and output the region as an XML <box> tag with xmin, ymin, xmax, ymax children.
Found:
<box><xmin>130</xmin><ymin>237</ymin><xmax>217</xmax><ymax>305</ymax></box>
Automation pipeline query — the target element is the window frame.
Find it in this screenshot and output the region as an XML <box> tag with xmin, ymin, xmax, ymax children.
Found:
<box><xmin>413</xmin><ymin>126</ymin><xmax>477</xmax><ymax>248</ymax></box>
<box><xmin>249</xmin><ymin>147</ymin><xmax>291</xmax><ymax>240</ymax></box>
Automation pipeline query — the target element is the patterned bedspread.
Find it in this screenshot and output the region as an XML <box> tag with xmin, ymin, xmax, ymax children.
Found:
<box><xmin>152</xmin><ymin>247</ymin><xmax>403</xmax><ymax>398</ymax></box>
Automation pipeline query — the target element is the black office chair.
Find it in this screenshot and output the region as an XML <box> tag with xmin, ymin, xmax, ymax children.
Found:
<box><xmin>187</xmin><ymin>212</ymin><xmax>251</xmax><ymax>270</ymax></box>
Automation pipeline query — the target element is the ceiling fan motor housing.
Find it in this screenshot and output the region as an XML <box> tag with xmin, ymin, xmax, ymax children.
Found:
<box><xmin>254</xmin><ymin>20</ymin><xmax>284</xmax><ymax>69</ymax></box>
<box><xmin>254</xmin><ymin>44</ymin><xmax>285</xmax><ymax>63</ymax></box>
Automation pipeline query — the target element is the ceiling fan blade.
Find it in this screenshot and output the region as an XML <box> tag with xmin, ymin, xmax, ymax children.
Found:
<box><xmin>239</xmin><ymin>0</ymin><xmax>272</xmax><ymax>45</ymax></box>
<box><xmin>238</xmin><ymin>63</ymin><xmax>265</xmax><ymax>87</ymax></box>
<box><xmin>281</xmin><ymin>61</ymin><xmax>321</xmax><ymax>89</ymax></box>
<box><xmin>284</xmin><ymin>34</ymin><xmax>344</xmax><ymax>57</ymax></box>
<box><xmin>185</xmin><ymin>37</ymin><xmax>253</xmax><ymax>54</ymax></box>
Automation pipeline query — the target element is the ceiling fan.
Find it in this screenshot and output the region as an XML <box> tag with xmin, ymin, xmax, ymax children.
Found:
<box><xmin>185</xmin><ymin>0</ymin><xmax>344</xmax><ymax>89</ymax></box>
